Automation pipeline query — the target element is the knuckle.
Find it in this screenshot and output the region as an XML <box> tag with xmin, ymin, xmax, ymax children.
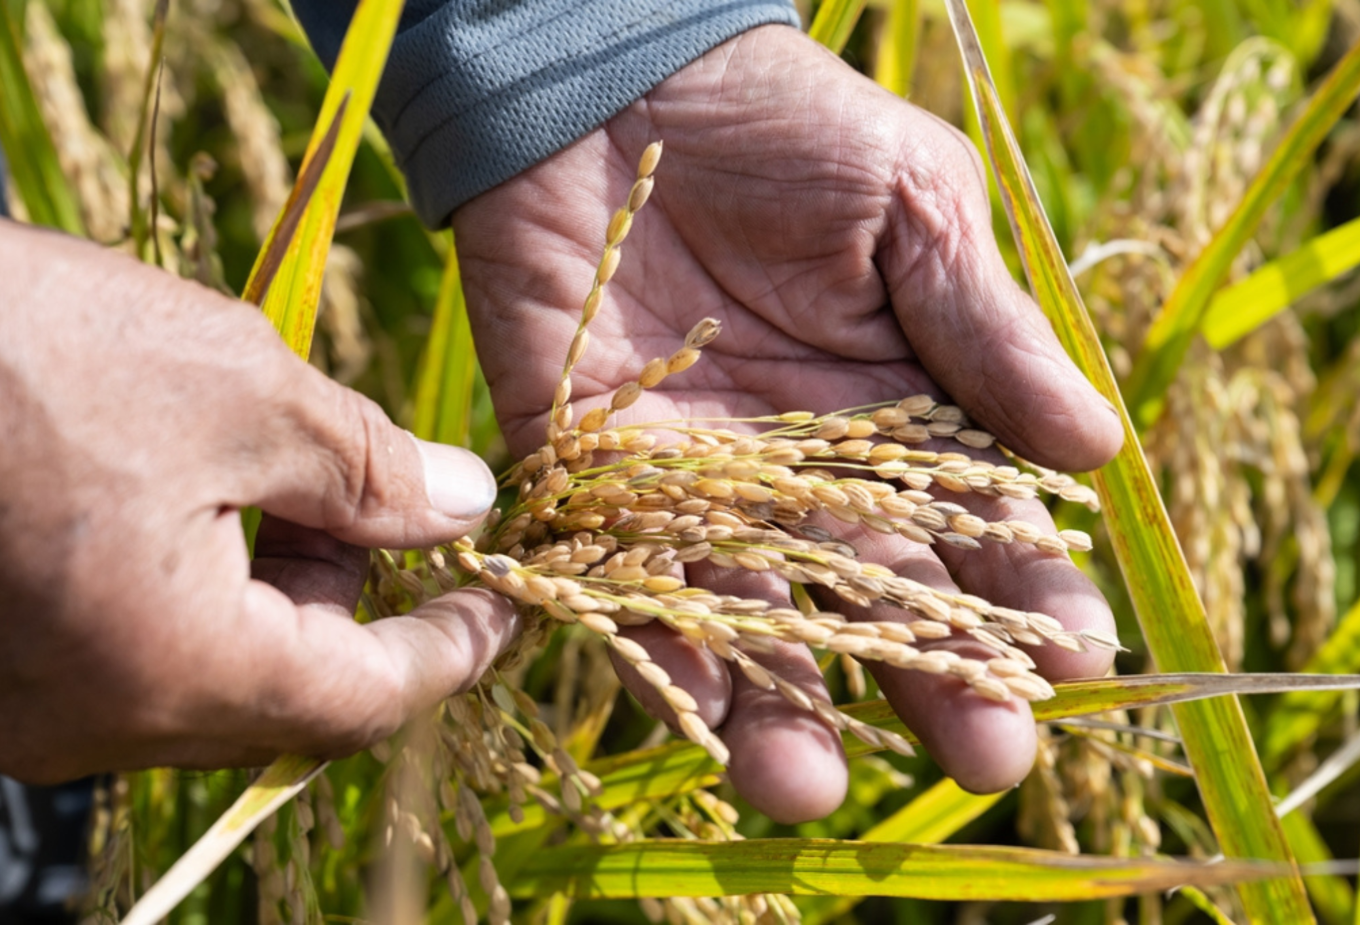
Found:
<box><xmin>889</xmin><ymin>122</ymin><xmax>995</xmax><ymax>296</ymax></box>
<box><xmin>308</xmin><ymin>667</ymin><xmax>407</xmax><ymax>759</ymax></box>
<box><xmin>918</xmin><ymin>114</ymin><xmax>989</xmax><ymax>198</ymax></box>
<box><xmin>346</xmin><ymin>658</ymin><xmax>408</xmax><ymax>744</ymax></box>
<box><xmin>318</xmin><ymin>388</ymin><xmax>393</xmax><ymax>534</ymax></box>
<box><xmin>905</xmin><ymin>119</ymin><xmax>990</xmax><ymax>228</ymax></box>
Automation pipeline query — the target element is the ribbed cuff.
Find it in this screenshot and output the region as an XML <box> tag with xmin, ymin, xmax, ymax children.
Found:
<box><xmin>368</xmin><ymin>0</ymin><xmax>800</xmax><ymax>227</ymax></box>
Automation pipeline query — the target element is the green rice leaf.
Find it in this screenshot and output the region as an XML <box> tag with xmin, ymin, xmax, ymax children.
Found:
<box><xmin>242</xmin><ymin>96</ymin><xmax>346</xmax><ymax>306</ymax></box>
<box><xmin>874</xmin><ymin>0</ymin><xmax>919</xmax><ymax>97</ymax></box>
<box><xmin>411</xmin><ymin>242</ymin><xmax>478</xmax><ymax>445</ymax></box>
<box><xmin>120</xmin><ymin>755</ymin><xmax>325</xmax><ymax>925</ymax></box>
<box><xmin>939</xmin><ymin>2</ymin><xmax>1314</xmax><ymax>920</ymax></box>
<box><xmin>808</xmin><ymin>0</ymin><xmax>867</xmax><ymax>55</ymax></box>
<box><xmin>1201</xmin><ymin>215</ymin><xmax>1360</xmax><ymax>349</ymax></box>
<box><xmin>1177</xmin><ymin>885</ymin><xmax>1241</xmax><ymax>925</ymax></box>
<box><xmin>1282</xmin><ymin>812</ymin><xmax>1355</xmax><ymax>925</ymax></box>
<box><xmin>963</xmin><ymin>0</ymin><xmax>1015</xmax><ymax>123</ymax></box>
<box><xmin>483</xmin><ymin>739</ymin><xmax>721</xmax><ymax>838</ymax></box>
<box><xmin>802</xmin><ymin>778</ymin><xmax>1005</xmax><ymax>924</ymax></box>
<box><xmin>0</xmin><ymin>0</ymin><xmax>83</xmax><ymax>234</ymax></box>
<box><xmin>1126</xmin><ymin>38</ymin><xmax>1360</xmax><ymax>426</ymax></box>
<box><xmin>240</xmin><ymin>0</ymin><xmax>404</xmax><ymax>358</ymax></box>
<box><xmin>508</xmin><ymin>839</ymin><xmax>1278</xmax><ymax>901</ymax></box>
<box><xmin>858</xmin><ymin>776</ymin><xmax>1004</xmax><ymax>844</ymax></box>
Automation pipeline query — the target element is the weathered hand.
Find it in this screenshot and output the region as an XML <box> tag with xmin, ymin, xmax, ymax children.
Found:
<box><xmin>0</xmin><ymin>220</ymin><xmax>517</xmax><ymax>783</ymax></box>
<box><xmin>454</xmin><ymin>25</ymin><xmax>1122</xmax><ymax>822</ymax></box>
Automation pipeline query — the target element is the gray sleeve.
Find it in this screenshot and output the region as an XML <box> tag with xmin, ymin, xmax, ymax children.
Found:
<box><xmin>291</xmin><ymin>0</ymin><xmax>801</xmax><ymax>228</ymax></box>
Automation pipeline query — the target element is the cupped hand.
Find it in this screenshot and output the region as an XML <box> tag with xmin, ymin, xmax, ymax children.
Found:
<box><xmin>453</xmin><ymin>25</ymin><xmax>1123</xmax><ymax>822</ymax></box>
<box><xmin>0</xmin><ymin>220</ymin><xmax>518</xmax><ymax>784</ymax></box>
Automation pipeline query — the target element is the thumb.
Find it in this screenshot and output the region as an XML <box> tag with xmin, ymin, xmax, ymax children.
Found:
<box><xmin>880</xmin><ymin>120</ymin><xmax>1122</xmax><ymax>472</ymax></box>
<box><xmin>241</xmin><ymin>349</ymin><xmax>498</xmax><ymax>549</ymax></box>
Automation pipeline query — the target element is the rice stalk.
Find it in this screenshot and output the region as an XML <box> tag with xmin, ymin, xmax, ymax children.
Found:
<box><xmin>22</xmin><ymin>1</ymin><xmax>128</xmax><ymax>243</ymax></box>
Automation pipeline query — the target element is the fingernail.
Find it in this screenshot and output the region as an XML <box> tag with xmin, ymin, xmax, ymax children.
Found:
<box><xmin>413</xmin><ymin>437</ymin><xmax>497</xmax><ymax>519</ymax></box>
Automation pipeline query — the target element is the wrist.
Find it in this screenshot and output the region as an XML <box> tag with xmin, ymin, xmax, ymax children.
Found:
<box><xmin>294</xmin><ymin>0</ymin><xmax>800</xmax><ymax>228</ymax></box>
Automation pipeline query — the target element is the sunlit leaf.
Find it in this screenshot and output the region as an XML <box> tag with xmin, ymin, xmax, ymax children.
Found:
<box><xmin>411</xmin><ymin>243</ymin><xmax>478</xmax><ymax>446</ymax></box>
<box><xmin>874</xmin><ymin>0</ymin><xmax>919</xmax><ymax>97</ymax></box>
<box><xmin>508</xmin><ymin>839</ymin><xmax>1278</xmax><ymax>901</ymax></box>
<box><xmin>1201</xmin><ymin>215</ymin><xmax>1360</xmax><ymax>349</ymax></box>
<box><xmin>241</xmin><ymin>0</ymin><xmax>404</xmax><ymax>359</ymax></box>
<box><xmin>802</xmin><ymin>778</ymin><xmax>1005</xmax><ymax>924</ymax></box>
<box><xmin>808</xmin><ymin>0</ymin><xmax>867</xmax><ymax>55</ymax></box>
<box><xmin>963</xmin><ymin>0</ymin><xmax>1015</xmax><ymax>123</ymax></box>
<box><xmin>241</xmin><ymin>96</ymin><xmax>347</xmax><ymax>307</ymax></box>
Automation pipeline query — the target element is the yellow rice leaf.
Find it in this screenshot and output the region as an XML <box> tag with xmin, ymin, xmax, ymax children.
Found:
<box><xmin>873</xmin><ymin>0</ymin><xmax>919</xmax><ymax>97</ymax></box>
<box><xmin>508</xmin><ymin>839</ymin><xmax>1278</xmax><ymax>902</ymax></box>
<box><xmin>1201</xmin><ymin>215</ymin><xmax>1360</xmax><ymax>349</ymax></box>
<box><xmin>962</xmin><ymin>0</ymin><xmax>1015</xmax><ymax>124</ymax></box>
<box><xmin>241</xmin><ymin>0</ymin><xmax>405</xmax><ymax>358</ymax></box>
<box><xmin>1178</xmin><ymin>885</ymin><xmax>1241</xmax><ymax>925</ymax></box>
<box><xmin>808</xmin><ymin>0</ymin><xmax>867</xmax><ymax>55</ymax></box>
<box><xmin>802</xmin><ymin>777</ymin><xmax>1005</xmax><ymax>924</ymax></box>
<box><xmin>940</xmin><ymin>2</ymin><xmax>1313</xmax><ymax>919</ymax></box>
<box><xmin>860</xmin><ymin>776</ymin><xmax>1004</xmax><ymax>844</ymax></box>
<box><xmin>120</xmin><ymin>755</ymin><xmax>325</xmax><ymax>925</ymax></box>
<box><xmin>411</xmin><ymin>242</ymin><xmax>478</xmax><ymax>446</ymax></box>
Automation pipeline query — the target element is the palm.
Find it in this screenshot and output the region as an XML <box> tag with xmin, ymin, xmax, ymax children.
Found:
<box><xmin>458</xmin><ymin>146</ymin><xmax>917</xmax><ymax>451</ymax></box>
<box><xmin>454</xmin><ymin>25</ymin><xmax>1122</xmax><ymax>818</ymax></box>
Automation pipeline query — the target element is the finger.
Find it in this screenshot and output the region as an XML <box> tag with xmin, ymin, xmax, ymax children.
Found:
<box><xmin>221</xmin><ymin>585</ymin><xmax>520</xmax><ymax>758</ymax></box>
<box><xmin>610</xmin><ymin>620</ymin><xmax>732</xmax><ymax>730</ymax></box>
<box><xmin>930</xmin><ymin>491</ymin><xmax>1116</xmax><ymax>681</ymax></box>
<box><xmin>240</xmin><ymin>338</ymin><xmax>497</xmax><ymax>549</ymax></box>
<box><xmin>77</xmin><ymin>589</ymin><xmax>521</xmax><ymax>773</ymax></box>
<box><xmin>815</xmin><ymin>532</ymin><xmax>1038</xmax><ymax>793</ymax></box>
<box><xmin>722</xmin><ymin>638</ymin><xmax>849</xmax><ymax>823</ymax></box>
<box><xmin>873</xmin><ymin>637</ymin><xmax>1037</xmax><ymax>794</ymax></box>
<box><xmin>250</xmin><ymin>515</ymin><xmax>369</xmax><ymax>619</ymax></box>
<box><xmin>880</xmin><ymin>113</ymin><xmax>1122</xmax><ymax>472</ymax></box>
<box><xmin>691</xmin><ymin>564</ymin><xmax>848</xmax><ymax>824</ymax></box>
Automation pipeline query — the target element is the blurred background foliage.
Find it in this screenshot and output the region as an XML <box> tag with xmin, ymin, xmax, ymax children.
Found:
<box><xmin>5</xmin><ymin>0</ymin><xmax>1360</xmax><ymax>922</ymax></box>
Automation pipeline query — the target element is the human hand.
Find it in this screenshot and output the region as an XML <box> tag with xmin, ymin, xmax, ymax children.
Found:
<box><xmin>452</xmin><ymin>25</ymin><xmax>1123</xmax><ymax>822</ymax></box>
<box><xmin>0</xmin><ymin>220</ymin><xmax>518</xmax><ymax>784</ymax></box>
